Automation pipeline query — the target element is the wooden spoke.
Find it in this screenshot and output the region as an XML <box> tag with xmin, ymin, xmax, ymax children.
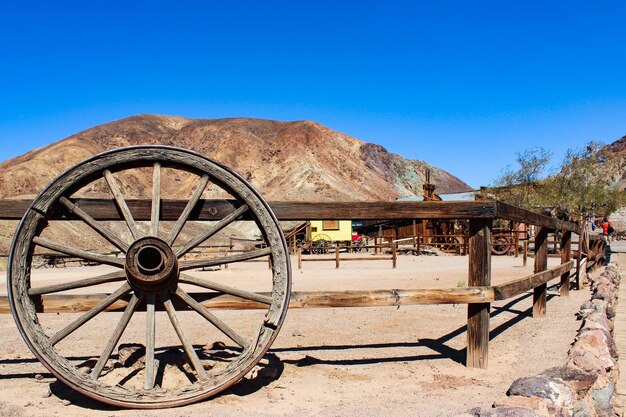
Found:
<box><xmin>145</xmin><ymin>294</ymin><xmax>156</xmax><ymax>390</ymax></box>
<box><xmin>91</xmin><ymin>293</ymin><xmax>141</xmax><ymax>379</ymax></box>
<box><xmin>175</xmin><ymin>286</ymin><xmax>249</xmax><ymax>349</ymax></box>
<box><xmin>179</xmin><ymin>247</ymin><xmax>270</xmax><ymax>271</ymax></box>
<box><xmin>28</xmin><ymin>270</ymin><xmax>126</xmax><ymax>296</ymax></box>
<box><xmin>104</xmin><ymin>169</ymin><xmax>142</xmax><ymax>240</ymax></box>
<box><xmin>179</xmin><ymin>273</ymin><xmax>272</xmax><ymax>304</ymax></box>
<box><xmin>59</xmin><ymin>197</ymin><xmax>129</xmax><ymax>252</ymax></box>
<box><xmin>49</xmin><ymin>283</ymin><xmax>131</xmax><ymax>346</ymax></box>
<box><xmin>33</xmin><ymin>237</ymin><xmax>125</xmax><ymax>268</ymax></box>
<box><xmin>175</xmin><ymin>205</ymin><xmax>249</xmax><ymax>258</ymax></box>
<box><xmin>151</xmin><ymin>162</ymin><xmax>161</xmax><ymax>237</ymax></box>
<box><xmin>161</xmin><ymin>292</ymin><xmax>208</xmax><ymax>381</ymax></box>
<box><xmin>166</xmin><ymin>174</ymin><xmax>210</xmax><ymax>246</ymax></box>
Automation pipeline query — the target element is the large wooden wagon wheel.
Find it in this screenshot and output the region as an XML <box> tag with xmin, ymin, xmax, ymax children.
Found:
<box><xmin>7</xmin><ymin>146</ymin><xmax>291</xmax><ymax>408</ymax></box>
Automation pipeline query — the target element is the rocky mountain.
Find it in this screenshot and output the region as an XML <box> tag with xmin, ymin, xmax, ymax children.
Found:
<box><xmin>607</xmin><ymin>134</ymin><xmax>626</xmax><ymax>154</ymax></box>
<box><xmin>605</xmin><ymin>134</ymin><xmax>626</xmax><ymax>230</ymax></box>
<box><xmin>0</xmin><ymin>115</ymin><xmax>472</xmax><ymax>262</ymax></box>
<box><xmin>0</xmin><ymin>115</ymin><xmax>470</xmax><ymax>201</ymax></box>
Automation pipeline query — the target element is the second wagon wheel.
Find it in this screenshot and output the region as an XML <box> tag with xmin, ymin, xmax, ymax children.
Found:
<box><xmin>491</xmin><ymin>235</ymin><xmax>512</xmax><ymax>255</ymax></box>
<box><xmin>8</xmin><ymin>146</ymin><xmax>291</xmax><ymax>408</ymax></box>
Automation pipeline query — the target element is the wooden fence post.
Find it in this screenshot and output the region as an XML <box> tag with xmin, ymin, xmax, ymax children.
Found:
<box><xmin>533</xmin><ymin>227</ymin><xmax>549</xmax><ymax>318</ymax></box>
<box><xmin>514</xmin><ymin>222</ymin><xmax>519</xmax><ymax>258</ymax></box>
<box><xmin>462</xmin><ymin>233</ymin><xmax>468</xmax><ymax>256</ymax></box>
<box><xmin>575</xmin><ymin>220</ymin><xmax>585</xmax><ymax>289</ymax></box>
<box><xmin>417</xmin><ymin>233</ymin><xmax>421</xmax><ymax>256</ymax></box>
<box><xmin>392</xmin><ymin>243</ymin><xmax>397</xmax><ymax>269</ymax></box>
<box><xmin>585</xmin><ymin>229</ymin><xmax>591</xmax><ymax>274</ymax></box>
<box><xmin>298</xmin><ymin>247</ymin><xmax>302</xmax><ymax>270</ymax></box>
<box><xmin>560</xmin><ymin>231</ymin><xmax>572</xmax><ymax>297</ymax></box>
<box><xmin>467</xmin><ymin>218</ymin><xmax>492</xmax><ymax>369</ymax></box>
<box><xmin>335</xmin><ymin>243</ymin><xmax>340</xmax><ymax>268</ymax></box>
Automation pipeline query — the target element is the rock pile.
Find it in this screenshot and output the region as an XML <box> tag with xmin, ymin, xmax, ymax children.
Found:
<box><xmin>461</xmin><ymin>265</ymin><xmax>622</xmax><ymax>417</ymax></box>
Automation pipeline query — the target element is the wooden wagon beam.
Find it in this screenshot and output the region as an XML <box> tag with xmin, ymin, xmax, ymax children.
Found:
<box><xmin>495</xmin><ymin>202</ymin><xmax>579</xmax><ymax>233</ymax></box>
<box><xmin>0</xmin><ymin>287</ymin><xmax>496</xmax><ymax>314</ymax></box>
<box><xmin>492</xmin><ymin>260</ymin><xmax>575</xmax><ymax>300</ymax></box>
<box><xmin>2</xmin><ymin>199</ymin><xmax>580</xmax><ymax>231</ymax></box>
<box><xmin>1</xmin><ymin>199</ymin><xmax>498</xmax><ymax>221</ymax></box>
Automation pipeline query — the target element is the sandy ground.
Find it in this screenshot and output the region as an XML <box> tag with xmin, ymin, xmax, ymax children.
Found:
<box><xmin>0</xmin><ymin>252</ymin><xmax>590</xmax><ymax>417</ymax></box>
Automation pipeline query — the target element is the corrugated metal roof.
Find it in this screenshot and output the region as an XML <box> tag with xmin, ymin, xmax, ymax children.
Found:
<box><xmin>397</xmin><ymin>190</ymin><xmax>478</xmax><ymax>202</ymax></box>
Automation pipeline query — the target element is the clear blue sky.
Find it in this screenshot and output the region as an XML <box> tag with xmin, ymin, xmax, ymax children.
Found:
<box><xmin>1</xmin><ymin>1</ymin><xmax>625</xmax><ymax>189</ymax></box>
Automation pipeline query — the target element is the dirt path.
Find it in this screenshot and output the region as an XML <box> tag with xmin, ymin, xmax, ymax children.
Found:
<box><xmin>0</xmin><ymin>254</ymin><xmax>588</xmax><ymax>416</ymax></box>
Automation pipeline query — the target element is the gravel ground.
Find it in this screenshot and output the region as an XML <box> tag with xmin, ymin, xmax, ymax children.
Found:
<box><xmin>0</xmin><ymin>253</ymin><xmax>588</xmax><ymax>416</ymax></box>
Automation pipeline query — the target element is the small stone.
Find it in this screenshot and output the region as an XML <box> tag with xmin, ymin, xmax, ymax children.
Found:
<box><xmin>572</xmin><ymin>328</ymin><xmax>617</xmax><ymax>364</ymax></box>
<box><xmin>35</xmin><ymin>373</ymin><xmax>44</xmax><ymax>380</ymax></box>
<box><xmin>61</xmin><ymin>399</ymin><xmax>71</xmax><ymax>406</ymax></box>
<box><xmin>567</xmin><ymin>349</ymin><xmax>601</xmax><ymax>374</ymax></box>
<box><xmin>507</xmin><ymin>376</ymin><xmax>574</xmax><ymax>408</ymax></box>
<box><xmin>581</xmin><ymin>312</ymin><xmax>613</xmax><ymax>333</ymax></box>
<box><xmin>41</xmin><ymin>387</ymin><xmax>52</xmax><ymax>398</ymax></box>
<box><xmin>24</xmin><ymin>402</ymin><xmax>33</xmax><ymax>407</ymax></box>
<box><xmin>541</xmin><ymin>366</ymin><xmax>597</xmax><ymax>398</ymax></box>
<box><xmin>592</xmin><ymin>381</ymin><xmax>614</xmax><ymax>414</ymax></box>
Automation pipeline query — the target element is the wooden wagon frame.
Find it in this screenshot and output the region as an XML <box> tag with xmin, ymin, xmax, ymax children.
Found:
<box><xmin>0</xmin><ymin>146</ymin><xmax>604</xmax><ymax>408</ymax></box>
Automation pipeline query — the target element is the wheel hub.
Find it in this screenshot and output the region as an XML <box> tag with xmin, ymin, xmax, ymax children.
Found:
<box><xmin>125</xmin><ymin>237</ymin><xmax>179</xmax><ymax>293</ymax></box>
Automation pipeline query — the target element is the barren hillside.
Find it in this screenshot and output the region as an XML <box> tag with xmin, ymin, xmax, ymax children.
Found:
<box><xmin>0</xmin><ymin>115</ymin><xmax>471</xmax><ymax>259</ymax></box>
<box><xmin>0</xmin><ymin>115</ymin><xmax>470</xmax><ymax>201</ymax></box>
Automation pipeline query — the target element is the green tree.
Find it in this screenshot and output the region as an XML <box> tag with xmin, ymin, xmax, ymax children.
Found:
<box><xmin>486</xmin><ymin>147</ymin><xmax>552</xmax><ymax>209</ymax></box>
<box><xmin>547</xmin><ymin>142</ymin><xmax>624</xmax><ymax>218</ymax></box>
<box><xmin>486</xmin><ymin>142</ymin><xmax>625</xmax><ymax>219</ymax></box>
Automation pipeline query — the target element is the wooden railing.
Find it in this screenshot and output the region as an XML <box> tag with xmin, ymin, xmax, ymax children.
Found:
<box><xmin>296</xmin><ymin>243</ymin><xmax>397</xmax><ymax>269</ymax></box>
<box><xmin>0</xmin><ymin>198</ymin><xmax>605</xmax><ymax>370</ymax></box>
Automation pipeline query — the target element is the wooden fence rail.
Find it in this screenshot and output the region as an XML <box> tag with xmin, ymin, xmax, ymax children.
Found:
<box><xmin>297</xmin><ymin>243</ymin><xmax>396</xmax><ymax>269</ymax></box>
<box><xmin>0</xmin><ymin>198</ymin><xmax>597</xmax><ymax>370</ymax></box>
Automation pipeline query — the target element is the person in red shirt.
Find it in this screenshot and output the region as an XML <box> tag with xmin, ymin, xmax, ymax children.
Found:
<box><xmin>601</xmin><ymin>218</ymin><xmax>612</xmax><ymax>243</ymax></box>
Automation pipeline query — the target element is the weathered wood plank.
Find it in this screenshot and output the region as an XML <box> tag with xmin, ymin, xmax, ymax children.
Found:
<box><xmin>1</xmin><ymin>199</ymin><xmax>579</xmax><ymax>233</ymax></box>
<box><xmin>533</xmin><ymin>227</ymin><xmax>549</xmax><ymax>318</ymax></box>
<box><xmin>467</xmin><ymin>218</ymin><xmax>492</xmax><ymax>369</ymax></box>
<box><xmin>560</xmin><ymin>231</ymin><xmax>572</xmax><ymax>297</ymax></box>
<box><xmin>492</xmin><ymin>260</ymin><xmax>575</xmax><ymax>300</ymax></box>
<box><xmin>299</xmin><ymin>257</ymin><xmax>392</xmax><ymax>262</ymax></box>
<box><xmin>1</xmin><ymin>199</ymin><xmax>498</xmax><ymax>220</ymax></box>
<box><xmin>495</xmin><ymin>202</ymin><xmax>579</xmax><ymax>233</ymax></box>
<box><xmin>0</xmin><ymin>287</ymin><xmax>496</xmax><ymax>313</ymax></box>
